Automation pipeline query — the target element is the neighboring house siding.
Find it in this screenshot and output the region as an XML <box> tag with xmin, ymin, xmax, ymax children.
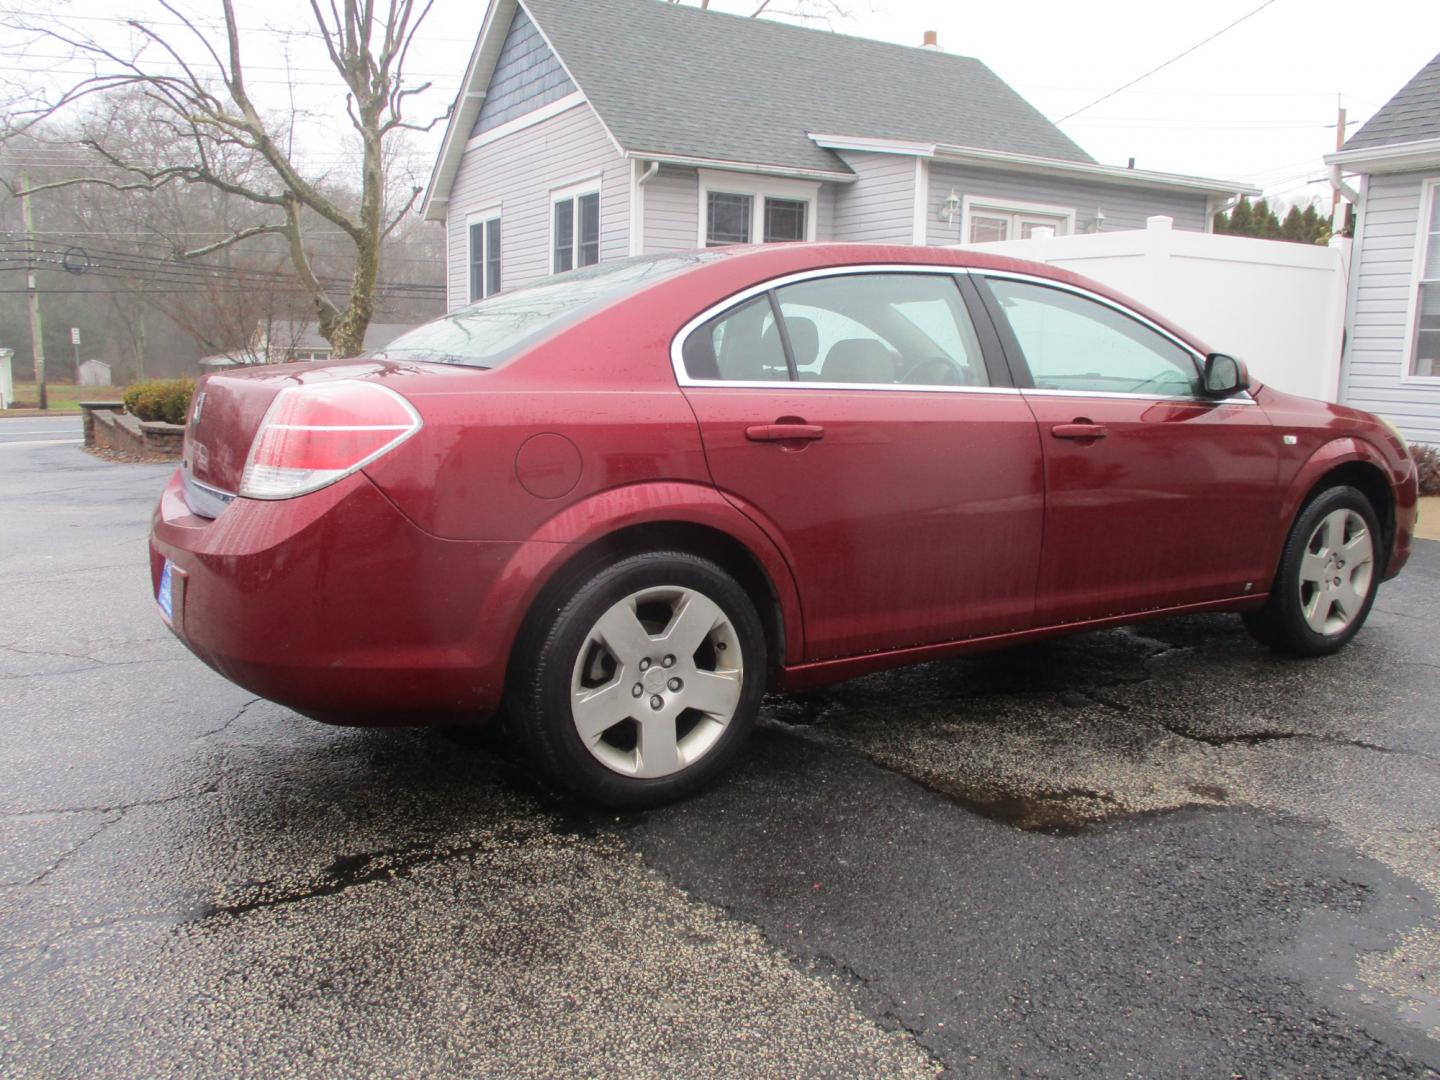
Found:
<box><xmin>1341</xmin><ymin>170</ymin><xmax>1440</xmax><ymax>444</ymax></box>
<box><xmin>446</xmin><ymin>102</ymin><xmax>628</xmax><ymax>308</ymax></box>
<box><xmin>643</xmin><ymin>167</ymin><xmax>699</xmax><ymax>254</ymax></box>
<box><xmin>472</xmin><ymin>7</ymin><xmax>577</xmax><ymax>137</ymax></box>
<box><xmin>831</xmin><ymin>151</ymin><xmax>915</xmax><ymax>244</ymax></box>
<box><xmin>926</xmin><ymin>162</ymin><xmax>1210</xmax><ymax>243</ymax></box>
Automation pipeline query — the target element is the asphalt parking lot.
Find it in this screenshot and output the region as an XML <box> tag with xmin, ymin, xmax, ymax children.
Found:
<box><xmin>3</xmin><ymin>418</ymin><xmax>1439</xmax><ymax>1078</ymax></box>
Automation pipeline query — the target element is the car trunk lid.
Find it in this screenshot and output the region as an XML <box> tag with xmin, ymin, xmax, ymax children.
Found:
<box><xmin>182</xmin><ymin>359</ymin><xmax>430</xmax><ymax>507</ymax></box>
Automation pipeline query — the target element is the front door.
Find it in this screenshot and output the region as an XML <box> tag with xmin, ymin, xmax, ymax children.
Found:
<box><xmin>975</xmin><ymin>274</ymin><xmax>1278</xmax><ymax>624</ymax></box>
<box><xmin>676</xmin><ymin>270</ymin><xmax>1045</xmax><ymax>660</ymax></box>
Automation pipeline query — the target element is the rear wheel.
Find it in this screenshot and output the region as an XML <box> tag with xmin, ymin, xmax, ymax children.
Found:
<box><xmin>1243</xmin><ymin>485</ymin><xmax>1382</xmax><ymax>656</ymax></box>
<box><xmin>508</xmin><ymin>550</ymin><xmax>766</xmax><ymax>807</ymax></box>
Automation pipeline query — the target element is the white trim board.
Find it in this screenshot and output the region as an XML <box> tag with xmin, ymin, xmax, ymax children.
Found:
<box><xmin>1399</xmin><ymin>175</ymin><xmax>1440</xmax><ymax>384</ymax></box>
<box><xmin>463</xmin><ymin>92</ymin><xmax>587</xmax><ymax>152</ymax></box>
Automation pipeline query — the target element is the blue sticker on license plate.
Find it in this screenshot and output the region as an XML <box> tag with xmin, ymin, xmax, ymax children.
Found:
<box><xmin>158</xmin><ymin>560</ymin><xmax>174</xmax><ymax>621</ymax></box>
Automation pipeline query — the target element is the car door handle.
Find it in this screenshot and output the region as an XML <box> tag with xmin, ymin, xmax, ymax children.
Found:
<box><xmin>745</xmin><ymin>423</ymin><xmax>825</xmax><ymax>443</ymax></box>
<box><xmin>1051</xmin><ymin>423</ymin><xmax>1109</xmax><ymax>440</ymax></box>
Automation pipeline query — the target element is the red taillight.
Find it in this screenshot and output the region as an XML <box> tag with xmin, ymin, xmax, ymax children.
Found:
<box><xmin>239</xmin><ymin>380</ymin><xmax>420</xmax><ymax>500</ymax></box>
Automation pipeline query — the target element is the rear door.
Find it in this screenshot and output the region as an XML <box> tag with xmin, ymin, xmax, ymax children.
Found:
<box><xmin>676</xmin><ymin>268</ymin><xmax>1044</xmax><ymax>661</ymax></box>
<box><xmin>974</xmin><ymin>273</ymin><xmax>1278</xmax><ymax>624</ymax></box>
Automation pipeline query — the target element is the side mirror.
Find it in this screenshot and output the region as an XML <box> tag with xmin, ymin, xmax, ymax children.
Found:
<box><xmin>1202</xmin><ymin>353</ymin><xmax>1249</xmax><ymax>398</ymax></box>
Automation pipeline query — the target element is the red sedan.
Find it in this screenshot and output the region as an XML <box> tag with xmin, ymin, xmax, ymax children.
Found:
<box><xmin>151</xmin><ymin>244</ymin><xmax>1419</xmax><ymax>806</ymax></box>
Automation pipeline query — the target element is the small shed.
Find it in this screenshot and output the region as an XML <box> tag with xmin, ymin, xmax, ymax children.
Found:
<box><xmin>77</xmin><ymin>359</ymin><xmax>113</xmax><ymax>387</ymax></box>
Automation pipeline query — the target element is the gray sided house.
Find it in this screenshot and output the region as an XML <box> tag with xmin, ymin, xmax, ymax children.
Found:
<box><xmin>424</xmin><ymin>0</ymin><xmax>1256</xmax><ymax>312</ymax></box>
<box><xmin>1327</xmin><ymin>51</ymin><xmax>1440</xmax><ymax>445</ymax></box>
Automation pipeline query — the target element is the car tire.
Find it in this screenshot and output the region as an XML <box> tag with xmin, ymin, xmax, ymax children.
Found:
<box><xmin>508</xmin><ymin>550</ymin><xmax>767</xmax><ymax>808</ymax></box>
<box><xmin>1242</xmin><ymin>484</ymin><xmax>1383</xmax><ymax>657</ymax></box>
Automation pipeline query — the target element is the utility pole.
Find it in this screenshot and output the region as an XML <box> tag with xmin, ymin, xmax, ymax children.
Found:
<box><xmin>18</xmin><ymin>173</ymin><xmax>47</xmax><ymax>411</ymax></box>
<box><xmin>1332</xmin><ymin>97</ymin><xmax>1347</xmax><ymax>213</ymax></box>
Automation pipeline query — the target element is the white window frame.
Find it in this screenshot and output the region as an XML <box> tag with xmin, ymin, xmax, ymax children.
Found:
<box><xmin>1400</xmin><ymin>176</ymin><xmax>1440</xmax><ymax>382</ymax></box>
<box><xmin>697</xmin><ymin>168</ymin><xmax>819</xmax><ymax>247</ymax></box>
<box><xmin>466</xmin><ymin>205</ymin><xmax>501</xmax><ymax>302</ymax></box>
<box><xmin>550</xmin><ymin>175</ymin><xmax>602</xmax><ymax>274</ymax></box>
<box><xmin>960</xmin><ymin>195</ymin><xmax>1076</xmax><ymax>244</ymax></box>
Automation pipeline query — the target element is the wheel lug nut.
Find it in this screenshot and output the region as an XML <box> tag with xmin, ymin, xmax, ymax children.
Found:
<box><xmin>632</xmin><ymin>684</ymin><xmax>643</xmax><ymax>698</ymax></box>
<box><xmin>662</xmin><ymin>655</ymin><xmax>675</xmax><ymax>668</ymax></box>
<box><xmin>639</xmin><ymin>658</ymin><xmax>651</xmax><ymax>671</ymax></box>
<box><xmin>650</xmin><ymin>695</ymin><xmax>663</xmax><ymax>710</ymax></box>
<box><xmin>668</xmin><ymin>678</ymin><xmax>682</xmax><ymax>691</ymax></box>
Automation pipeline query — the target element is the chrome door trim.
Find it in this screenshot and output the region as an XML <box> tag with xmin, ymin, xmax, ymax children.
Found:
<box><xmin>1021</xmin><ymin>387</ymin><xmax>1258</xmax><ymax>406</ymax></box>
<box><xmin>670</xmin><ymin>263</ymin><xmax>983</xmax><ymax>391</ymax></box>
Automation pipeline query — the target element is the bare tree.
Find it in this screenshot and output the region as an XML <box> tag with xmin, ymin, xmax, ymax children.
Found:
<box><xmin>2</xmin><ymin>0</ymin><xmax>444</xmax><ymax>357</ymax></box>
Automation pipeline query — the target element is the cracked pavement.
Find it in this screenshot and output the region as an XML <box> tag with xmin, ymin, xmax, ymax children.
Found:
<box><xmin>2</xmin><ymin>421</ymin><xmax>1439</xmax><ymax>1077</ymax></box>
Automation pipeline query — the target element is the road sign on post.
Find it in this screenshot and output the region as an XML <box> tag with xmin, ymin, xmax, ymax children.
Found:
<box><xmin>71</xmin><ymin>327</ymin><xmax>81</xmax><ymax>380</ymax></box>
<box><xmin>70</xmin><ymin>327</ymin><xmax>81</xmax><ymax>345</ymax></box>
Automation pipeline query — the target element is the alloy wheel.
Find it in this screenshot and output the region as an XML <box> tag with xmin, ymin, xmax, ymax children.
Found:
<box><xmin>569</xmin><ymin>586</ymin><xmax>744</xmax><ymax>778</ymax></box>
<box><xmin>1297</xmin><ymin>508</ymin><xmax>1374</xmax><ymax>636</ymax></box>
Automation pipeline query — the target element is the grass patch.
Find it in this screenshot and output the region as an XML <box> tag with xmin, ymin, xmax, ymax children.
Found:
<box><xmin>1</xmin><ymin>381</ymin><xmax>111</xmax><ymax>416</ymax></box>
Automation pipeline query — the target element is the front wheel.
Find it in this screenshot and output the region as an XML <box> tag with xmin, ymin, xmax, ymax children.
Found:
<box><xmin>1243</xmin><ymin>485</ymin><xmax>1382</xmax><ymax>657</ymax></box>
<box><xmin>508</xmin><ymin>551</ymin><xmax>767</xmax><ymax>807</ymax></box>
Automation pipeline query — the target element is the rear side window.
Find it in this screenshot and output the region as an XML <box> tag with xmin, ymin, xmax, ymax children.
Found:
<box><xmin>985</xmin><ymin>278</ymin><xmax>1199</xmax><ymax>396</ymax></box>
<box><xmin>681</xmin><ymin>296</ymin><xmax>789</xmax><ymax>381</ymax></box>
<box><xmin>680</xmin><ymin>272</ymin><xmax>990</xmax><ymax>387</ymax></box>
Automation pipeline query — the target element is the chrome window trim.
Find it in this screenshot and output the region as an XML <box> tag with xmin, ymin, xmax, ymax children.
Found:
<box><xmin>670</xmin><ymin>263</ymin><xmax>981</xmax><ymax>390</ymax></box>
<box><xmin>975</xmin><ymin>269</ymin><xmax>1256</xmax><ymax>404</ymax></box>
<box><xmin>1022</xmin><ymin>387</ymin><xmax>1257</xmax><ymax>405</ymax></box>
<box><xmin>673</xmin><ymin>379</ymin><xmax>1022</xmax><ymax>396</ymax></box>
<box><xmin>669</xmin><ymin>262</ymin><xmax>1255</xmax><ymax>405</ymax></box>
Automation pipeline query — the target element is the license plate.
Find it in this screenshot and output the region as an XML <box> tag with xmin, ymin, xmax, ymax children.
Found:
<box><xmin>158</xmin><ymin>560</ymin><xmax>174</xmax><ymax>622</ymax></box>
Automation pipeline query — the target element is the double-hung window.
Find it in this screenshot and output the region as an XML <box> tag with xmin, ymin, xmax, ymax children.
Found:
<box><xmin>553</xmin><ymin>181</ymin><xmax>601</xmax><ymax>273</ymax></box>
<box><xmin>467</xmin><ymin>210</ymin><xmax>501</xmax><ymax>302</ymax></box>
<box><xmin>1410</xmin><ymin>179</ymin><xmax>1440</xmax><ymax>378</ymax></box>
<box><xmin>699</xmin><ymin>170</ymin><xmax>817</xmax><ymax>247</ymax></box>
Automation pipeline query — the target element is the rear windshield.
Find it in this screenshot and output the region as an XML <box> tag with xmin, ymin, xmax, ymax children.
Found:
<box><xmin>370</xmin><ymin>253</ymin><xmax>716</xmax><ymax>369</ymax></box>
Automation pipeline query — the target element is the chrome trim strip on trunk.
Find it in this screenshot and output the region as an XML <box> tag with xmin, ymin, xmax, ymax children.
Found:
<box><xmin>181</xmin><ymin>467</ymin><xmax>235</xmax><ymax>520</ymax></box>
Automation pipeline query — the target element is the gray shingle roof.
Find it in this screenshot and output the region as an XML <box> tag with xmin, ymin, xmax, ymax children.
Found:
<box><xmin>521</xmin><ymin>0</ymin><xmax>1094</xmax><ymax>174</ymax></box>
<box><xmin>1343</xmin><ymin>51</ymin><xmax>1440</xmax><ymax>151</ymax></box>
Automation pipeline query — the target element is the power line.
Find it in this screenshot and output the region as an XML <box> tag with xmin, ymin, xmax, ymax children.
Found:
<box><xmin>1055</xmin><ymin>0</ymin><xmax>1283</xmax><ymax>123</ymax></box>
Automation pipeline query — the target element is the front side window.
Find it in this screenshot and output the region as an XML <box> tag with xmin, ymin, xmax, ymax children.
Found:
<box><xmin>681</xmin><ymin>272</ymin><xmax>989</xmax><ymax>388</ymax></box>
<box><xmin>554</xmin><ymin>188</ymin><xmax>600</xmax><ymax>273</ymax></box>
<box><xmin>468</xmin><ymin>213</ymin><xmax>501</xmax><ymax>302</ymax></box>
<box><xmin>1411</xmin><ymin>181</ymin><xmax>1440</xmax><ymax>377</ymax></box>
<box><xmin>985</xmin><ymin>277</ymin><xmax>1199</xmax><ymax>396</ymax></box>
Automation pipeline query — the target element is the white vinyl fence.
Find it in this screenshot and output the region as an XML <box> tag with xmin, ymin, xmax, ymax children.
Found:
<box><xmin>958</xmin><ymin>216</ymin><xmax>1348</xmax><ymax>402</ymax></box>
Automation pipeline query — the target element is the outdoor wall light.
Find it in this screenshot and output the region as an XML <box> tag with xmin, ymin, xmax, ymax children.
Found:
<box><xmin>939</xmin><ymin>189</ymin><xmax>961</xmax><ymax>223</ymax></box>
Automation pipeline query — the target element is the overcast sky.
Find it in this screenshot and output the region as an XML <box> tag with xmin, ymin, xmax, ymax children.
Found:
<box><xmin>4</xmin><ymin>0</ymin><xmax>1438</xmax><ymax>205</ymax></box>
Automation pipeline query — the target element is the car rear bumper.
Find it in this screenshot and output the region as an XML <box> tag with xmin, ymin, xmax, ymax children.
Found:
<box><xmin>149</xmin><ymin>468</ymin><xmax>559</xmax><ymax>724</ymax></box>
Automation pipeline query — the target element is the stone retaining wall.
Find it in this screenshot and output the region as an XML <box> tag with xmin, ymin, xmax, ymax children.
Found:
<box><xmin>81</xmin><ymin>402</ymin><xmax>184</xmax><ymax>460</ymax></box>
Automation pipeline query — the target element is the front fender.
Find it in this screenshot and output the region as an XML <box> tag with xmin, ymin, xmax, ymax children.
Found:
<box><xmin>1276</xmin><ymin>436</ymin><xmax>1417</xmax><ymax>580</ymax></box>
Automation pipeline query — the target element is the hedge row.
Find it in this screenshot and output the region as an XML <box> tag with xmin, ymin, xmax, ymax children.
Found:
<box><xmin>122</xmin><ymin>378</ymin><xmax>196</xmax><ymax>425</ymax></box>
